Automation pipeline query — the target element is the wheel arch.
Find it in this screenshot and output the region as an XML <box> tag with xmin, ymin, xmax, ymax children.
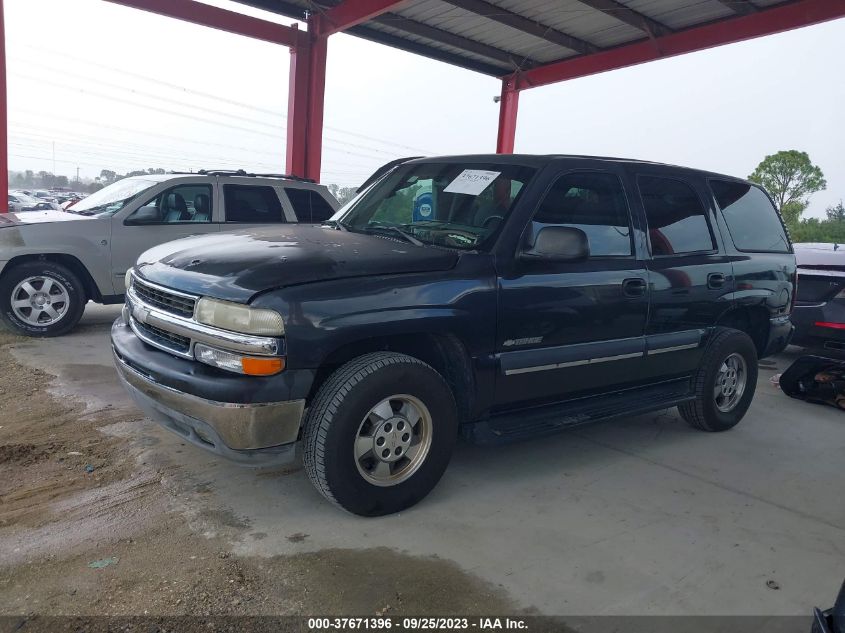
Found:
<box><xmin>1</xmin><ymin>253</ymin><xmax>101</xmax><ymax>302</ymax></box>
<box><xmin>715</xmin><ymin>305</ymin><xmax>770</xmax><ymax>357</ymax></box>
<box><xmin>308</xmin><ymin>332</ymin><xmax>475</xmax><ymax>423</ymax></box>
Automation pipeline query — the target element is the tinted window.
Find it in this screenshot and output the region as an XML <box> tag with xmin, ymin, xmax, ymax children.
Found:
<box><xmin>285</xmin><ymin>188</ymin><xmax>335</xmax><ymax>223</ymax></box>
<box><xmin>532</xmin><ymin>171</ymin><xmax>632</xmax><ymax>256</ymax></box>
<box><xmin>224</xmin><ymin>185</ymin><xmax>285</xmax><ymax>223</ymax></box>
<box><xmin>710</xmin><ymin>180</ymin><xmax>789</xmax><ymax>252</ymax></box>
<box><xmin>639</xmin><ymin>176</ymin><xmax>714</xmax><ymax>255</ymax></box>
<box><xmin>128</xmin><ymin>184</ymin><xmax>212</xmax><ymax>224</ymax></box>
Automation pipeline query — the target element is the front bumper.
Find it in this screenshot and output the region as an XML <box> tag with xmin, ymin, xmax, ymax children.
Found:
<box><xmin>112</xmin><ymin>319</ymin><xmax>310</xmax><ymax>467</ymax></box>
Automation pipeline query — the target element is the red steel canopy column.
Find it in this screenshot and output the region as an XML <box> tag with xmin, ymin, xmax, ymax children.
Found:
<box><xmin>495</xmin><ymin>0</ymin><xmax>845</xmax><ymax>153</ymax></box>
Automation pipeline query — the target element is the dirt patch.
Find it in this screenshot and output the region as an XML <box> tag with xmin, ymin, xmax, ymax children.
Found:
<box><xmin>0</xmin><ymin>332</ymin><xmax>144</xmax><ymax>530</ymax></box>
<box><xmin>0</xmin><ymin>329</ymin><xmax>526</xmax><ymax>617</ymax></box>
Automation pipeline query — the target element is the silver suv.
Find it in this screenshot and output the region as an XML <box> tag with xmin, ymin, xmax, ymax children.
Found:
<box><xmin>0</xmin><ymin>170</ymin><xmax>339</xmax><ymax>337</ymax></box>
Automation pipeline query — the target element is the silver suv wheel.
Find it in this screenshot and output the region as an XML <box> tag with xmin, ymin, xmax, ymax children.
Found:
<box><xmin>714</xmin><ymin>352</ymin><xmax>747</xmax><ymax>413</ymax></box>
<box><xmin>11</xmin><ymin>275</ymin><xmax>71</xmax><ymax>327</ymax></box>
<box><xmin>354</xmin><ymin>394</ymin><xmax>433</xmax><ymax>487</ymax></box>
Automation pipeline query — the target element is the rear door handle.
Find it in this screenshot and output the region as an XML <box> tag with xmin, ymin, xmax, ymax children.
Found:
<box><xmin>622</xmin><ymin>277</ymin><xmax>647</xmax><ymax>297</ymax></box>
<box><xmin>708</xmin><ymin>273</ymin><xmax>726</xmax><ymax>289</ymax></box>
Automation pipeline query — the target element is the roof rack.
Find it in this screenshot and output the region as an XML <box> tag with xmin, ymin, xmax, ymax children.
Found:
<box><xmin>168</xmin><ymin>169</ymin><xmax>315</xmax><ymax>183</ymax></box>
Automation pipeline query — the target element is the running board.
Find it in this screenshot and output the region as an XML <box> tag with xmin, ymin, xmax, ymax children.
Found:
<box><xmin>464</xmin><ymin>378</ymin><xmax>694</xmax><ymax>445</ymax></box>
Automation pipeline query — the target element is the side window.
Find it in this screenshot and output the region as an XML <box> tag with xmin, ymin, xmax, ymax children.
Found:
<box><xmin>224</xmin><ymin>185</ymin><xmax>285</xmax><ymax>223</ymax></box>
<box><xmin>532</xmin><ymin>171</ymin><xmax>632</xmax><ymax>257</ymax></box>
<box><xmin>710</xmin><ymin>180</ymin><xmax>789</xmax><ymax>252</ymax></box>
<box><xmin>638</xmin><ymin>176</ymin><xmax>714</xmax><ymax>256</ymax></box>
<box><xmin>127</xmin><ymin>184</ymin><xmax>212</xmax><ymax>225</ymax></box>
<box><xmin>284</xmin><ymin>188</ymin><xmax>335</xmax><ymax>223</ymax></box>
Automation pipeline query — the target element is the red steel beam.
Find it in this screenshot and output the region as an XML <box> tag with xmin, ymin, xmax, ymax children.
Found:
<box><xmin>496</xmin><ymin>77</ymin><xmax>519</xmax><ymax>154</ymax></box>
<box><xmin>286</xmin><ymin>16</ymin><xmax>329</xmax><ymax>181</ymax></box>
<box><xmin>305</xmin><ymin>25</ymin><xmax>328</xmax><ymax>181</ymax></box>
<box><xmin>315</xmin><ymin>0</ymin><xmax>408</xmax><ymax>37</ymax></box>
<box><xmin>286</xmin><ymin>27</ymin><xmax>310</xmax><ymax>178</ymax></box>
<box><xmin>510</xmin><ymin>0</ymin><xmax>845</xmax><ymax>90</ymax></box>
<box><xmin>0</xmin><ymin>0</ymin><xmax>6</xmax><ymax>213</ymax></box>
<box><xmin>104</xmin><ymin>0</ymin><xmax>307</xmax><ymax>48</ymax></box>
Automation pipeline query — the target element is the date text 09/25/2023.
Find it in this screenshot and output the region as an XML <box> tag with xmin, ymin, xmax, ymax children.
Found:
<box><xmin>307</xmin><ymin>618</ymin><xmax>529</xmax><ymax>630</ymax></box>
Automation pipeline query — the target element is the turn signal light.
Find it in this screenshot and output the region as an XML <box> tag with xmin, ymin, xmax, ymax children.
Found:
<box><xmin>194</xmin><ymin>343</ymin><xmax>285</xmax><ymax>376</ymax></box>
<box><xmin>241</xmin><ymin>357</ymin><xmax>285</xmax><ymax>376</ymax></box>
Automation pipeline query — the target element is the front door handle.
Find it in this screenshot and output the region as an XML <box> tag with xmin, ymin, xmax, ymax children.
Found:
<box><xmin>708</xmin><ymin>273</ymin><xmax>726</xmax><ymax>289</ymax></box>
<box><xmin>622</xmin><ymin>277</ymin><xmax>647</xmax><ymax>297</ymax></box>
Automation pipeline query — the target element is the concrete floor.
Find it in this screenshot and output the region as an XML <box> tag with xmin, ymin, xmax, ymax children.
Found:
<box><xmin>11</xmin><ymin>303</ymin><xmax>845</xmax><ymax>615</ymax></box>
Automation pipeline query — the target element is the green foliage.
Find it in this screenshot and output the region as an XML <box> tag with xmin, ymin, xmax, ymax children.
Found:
<box><xmin>790</xmin><ymin>217</ymin><xmax>845</xmax><ymax>244</ymax></box>
<box><xmin>826</xmin><ymin>200</ymin><xmax>845</xmax><ymax>222</ymax></box>
<box><xmin>780</xmin><ymin>201</ymin><xmax>806</xmax><ymax>226</ymax></box>
<box><xmin>748</xmin><ymin>150</ymin><xmax>826</xmax><ymax>223</ymax></box>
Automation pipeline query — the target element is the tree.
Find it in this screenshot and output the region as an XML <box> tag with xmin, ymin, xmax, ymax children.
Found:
<box><xmin>748</xmin><ymin>150</ymin><xmax>826</xmax><ymax>224</ymax></box>
<box><xmin>826</xmin><ymin>201</ymin><xmax>845</xmax><ymax>222</ymax></box>
<box><xmin>100</xmin><ymin>169</ymin><xmax>117</xmax><ymax>183</ymax></box>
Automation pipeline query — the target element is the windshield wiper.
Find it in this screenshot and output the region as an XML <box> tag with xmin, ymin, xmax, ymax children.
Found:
<box><xmin>362</xmin><ymin>223</ymin><xmax>424</xmax><ymax>246</ymax></box>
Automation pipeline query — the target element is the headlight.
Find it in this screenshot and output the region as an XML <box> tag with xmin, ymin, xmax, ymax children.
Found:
<box><xmin>195</xmin><ymin>297</ymin><xmax>284</xmax><ymax>336</ymax></box>
<box><xmin>124</xmin><ymin>269</ymin><xmax>133</xmax><ymax>291</ymax></box>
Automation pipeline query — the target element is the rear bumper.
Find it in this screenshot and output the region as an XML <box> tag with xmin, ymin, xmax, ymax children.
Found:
<box><xmin>112</xmin><ymin>318</ymin><xmax>311</xmax><ymax>467</ymax></box>
<box><xmin>761</xmin><ymin>315</ymin><xmax>794</xmax><ymax>358</ymax></box>
<box><xmin>791</xmin><ymin>302</ymin><xmax>845</xmax><ymax>350</ymax></box>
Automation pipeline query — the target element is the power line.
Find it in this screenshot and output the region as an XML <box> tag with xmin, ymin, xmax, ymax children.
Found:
<box><xmin>11</xmin><ymin>42</ymin><xmax>438</xmax><ymax>155</ymax></box>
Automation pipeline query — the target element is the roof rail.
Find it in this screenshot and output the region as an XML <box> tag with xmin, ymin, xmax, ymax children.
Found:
<box><xmin>167</xmin><ymin>170</ymin><xmax>316</xmax><ymax>184</ymax></box>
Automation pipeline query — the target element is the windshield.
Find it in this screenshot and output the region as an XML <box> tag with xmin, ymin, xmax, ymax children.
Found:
<box><xmin>70</xmin><ymin>178</ymin><xmax>157</xmax><ymax>216</ymax></box>
<box><xmin>338</xmin><ymin>162</ymin><xmax>536</xmax><ymax>250</ymax></box>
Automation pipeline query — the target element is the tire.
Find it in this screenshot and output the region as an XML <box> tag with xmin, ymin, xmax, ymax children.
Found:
<box><xmin>303</xmin><ymin>352</ymin><xmax>458</xmax><ymax>516</ymax></box>
<box><xmin>0</xmin><ymin>261</ymin><xmax>86</xmax><ymax>337</ymax></box>
<box><xmin>678</xmin><ymin>328</ymin><xmax>758</xmax><ymax>432</ymax></box>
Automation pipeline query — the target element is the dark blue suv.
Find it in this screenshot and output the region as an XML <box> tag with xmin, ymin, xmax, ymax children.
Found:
<box><xmin>111</xmin><ymin>155</ymin><xmax>796</xmax><ymax>516</ymax></box>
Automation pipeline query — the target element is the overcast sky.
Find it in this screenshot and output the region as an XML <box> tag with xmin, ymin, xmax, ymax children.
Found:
<box><xmin>6</xmin><ymin>0</ymin><xmax>844</xmax><ymax>217</ymax></box>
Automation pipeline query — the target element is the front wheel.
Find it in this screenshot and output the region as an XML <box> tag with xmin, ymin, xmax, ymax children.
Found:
<box><xmin>0</xmin><ymin>261</ymin><xmax>86</xmax><ymax>337</ymax></box>
<box><xmin>679</xmin><ymin>329</ymin><xmax>758</xmax><ymax>431</ymax></box>
<box><xmin>302</xmin><ymin>352</ymin><xmax>458</xmax><ymax>516</ymax></box>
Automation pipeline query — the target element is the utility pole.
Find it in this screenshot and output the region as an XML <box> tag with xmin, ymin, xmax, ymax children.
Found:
<box><xmin>52</xmin><ymin>141</ymin><xmax>55</xmax><ymax>175</ymax></box>
<box><xmin>76</xmin><ymin>166</ymin><xmax>79</xmax><ymax>186</ymax></box>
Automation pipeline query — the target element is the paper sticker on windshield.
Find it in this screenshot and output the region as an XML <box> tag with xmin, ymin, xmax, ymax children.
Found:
<box><xmin>443</xmin><ymin>170</ymin><xmax>501</xmax><ymax>196</ymax></box>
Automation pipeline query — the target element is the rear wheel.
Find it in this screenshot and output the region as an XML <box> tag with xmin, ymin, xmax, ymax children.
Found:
<box><xmin>679</xmin><ymin>329</ymin><xmax>758</xmax><ymax>431</ymax></box>
<box><xmin>302</xmin><ymin>352</ymin><xmax>457</xmax><ymax>516</ymax></box>
<box><xmin>0</xmin><ymin>261</ymin><xmax>86</xmax><ymax>337</ymax></box>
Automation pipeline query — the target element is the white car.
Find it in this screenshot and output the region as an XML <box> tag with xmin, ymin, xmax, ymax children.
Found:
<box><xmin>0</xmin><ymin>170</ymin><xmax>339</xmax><ymax>336</ymax></box>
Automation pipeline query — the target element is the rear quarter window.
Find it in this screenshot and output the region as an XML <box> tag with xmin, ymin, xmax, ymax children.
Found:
<box><xmin>284</xmin><ymin>187</ymin><xmax>335</xmax><ymax>223</ymax></box>
<box><xmin>710</xmin><ymin>180</ymin><xmax>790</xmax><ymax>252</ymax></box>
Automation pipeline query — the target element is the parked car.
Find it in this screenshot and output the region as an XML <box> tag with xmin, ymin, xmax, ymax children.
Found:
<box><xmin>0</xmin><ymin>170</ymin><xmax>339</xmax><ymax>337</ymax></box>
<box><xmin>112</xmin><ymin>154</ymin><xmax>796</xmax><ymax>516</ymax></box>
<box><xmin>791</xmin><ymin>243</ymin><xmax>845</xmax><ymax>354</ymax></box>
<box><xmin>8</xmin><ymin>192</ymin><xmax>46</xmax><ymax>212</ymax></box>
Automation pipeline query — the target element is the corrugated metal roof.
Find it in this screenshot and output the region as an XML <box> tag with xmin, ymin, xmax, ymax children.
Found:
<box><xmin>235</xmin><ymin>0</ymin><xmax>794</xmax><ymax>76</ymax></box>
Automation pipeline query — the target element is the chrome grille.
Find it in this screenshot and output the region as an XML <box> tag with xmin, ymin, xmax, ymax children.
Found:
<box><xmin>133</xmin><ymin>319</ymin><xmax>191</xmax><ymax>354</ymax></box>
<box><xmin>132</xmin><ymin>277</ymin><xmax>196</xmax><ymax>318</ymax></box>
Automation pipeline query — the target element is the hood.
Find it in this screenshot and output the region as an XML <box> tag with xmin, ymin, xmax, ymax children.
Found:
<box><xmin>136</xmin><ymin>225</ymin><xmax>460</xmax><ymax>302</ymax></box>
<box><xmin>0</xmin><ymin>210</ymin><xmax>93</xmax><ymax>226</ymax></box>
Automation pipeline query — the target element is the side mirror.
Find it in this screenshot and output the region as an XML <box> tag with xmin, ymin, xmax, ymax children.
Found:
<box><xmin>125</xmin><ymin>205</ymin><xmax>159</xmax><ymax>225</ymax></box>
<box><xmin>520</xmin><ymin>226</ymin><xmax>589</xmax><ymax>262</ymax></box>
